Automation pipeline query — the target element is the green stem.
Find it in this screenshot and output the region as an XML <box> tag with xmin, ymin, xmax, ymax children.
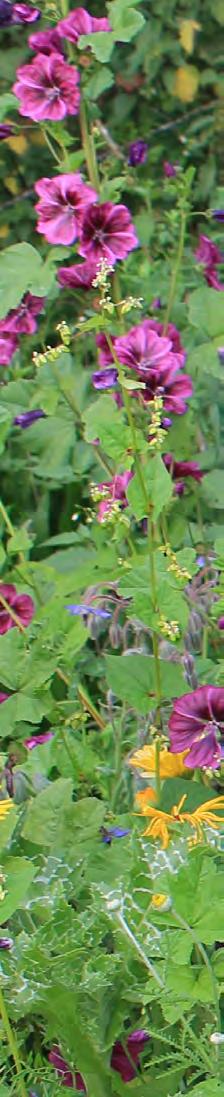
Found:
<box><xmin>79</xmin><ymin>99</ymin><xmax>99</xmax><ymax>191</ymax></box>
<box><xmin>106</xmin><ymin>332</ymin><xmax>162</xmax><ymax>729</ymax></box>
<box><xmin>0</xmin><ymin>984</ymin><xmax>28</xmax><ymax>1097</ymax></box>
<box><xmin>163</xmin><ymin>209</ymin><xmax>186</xmax><ymax>332</ymax></box>
<box><xmin>42</xmin><ymin>127</ymin><xmax>61</xmax><ymax>165</ymax></box>
<box><xmin>0</xmin><ymin>500</ymin><xmax>14</xmax><ymax>538</ymax></box>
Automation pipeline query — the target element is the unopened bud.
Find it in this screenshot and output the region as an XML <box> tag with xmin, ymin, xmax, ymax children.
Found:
<box><xmin>109</xmin><ymin>622</ymin><xmax>122</xmax><ymax>649</ymax></box>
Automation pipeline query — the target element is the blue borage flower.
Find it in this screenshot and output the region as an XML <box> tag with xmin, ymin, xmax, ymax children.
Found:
<box><xmin>212</xmin><ymin>209</ymin><xmax>224</xmax><ymax>222</ymax></box>
<box><xmin>14</xmin><ymin>410</ymin><xmax>46</xmax><ymax>429</ymax></box>
<box><xmin>100</xmin><ymin>826</ymin><xmax>130</xmax><ymax>844</ymax></box>
<box><xmin>66</xmin><ymin>603</ymin><xmax>111</xmax><ymax>619</ymax></box>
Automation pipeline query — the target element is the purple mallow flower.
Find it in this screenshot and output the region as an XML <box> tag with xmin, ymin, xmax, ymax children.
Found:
<box><xmin>29</xmin><ymin>26</ymin><xmax>64</xmax><ymax>53</ymax></box>
<box><xmin>13</xmin><ymin>53</ymin><xmax>80</xmax><ymax>123</ymax></box>
<box><xmin>58</xmin><ymin>260</ymin><xmax>97</xmax><ymax>290</ymax></box>
<box><xmin>128</xmin><ymin>140</ymin><xmax>148</xmax><ymax>167</ymax></box>
<box><xmin>24</xmin><ymin>732</ymin><xmax>53</xmax><ymax>749</ymax></box>
<box><xmin>0</xmin><ymin>0</ymin><xmax>40</xmax><ymax>21</ymax></box>
<box><xmin>35</xmin><ymin>173</ymin><xmax>97</xmax><ymax>246</ymax></box>
<box><xmin>66</xmin><ymin>604</ymin><xmax>111</xmax><ymax>619</ymax></box>
<box><xmin>0</xmin><ymin>937</ymin><xmax>13</xmax><ymax>949</ymax></box>
<box><xmin>14</xmin><ymin>410</ymin><xmax>46</xmax><ymax>429</ymax></box>
<box><xmin>218</xmin><ymin>618</ymin><xmax>224</xmax><ymax>630</ymax></box>
<box><xmin>79</xmin><ymin>201</ymin><xmax>138</xmax><ymax>265</ymax></box>
<box><xmin>169</xmin><ymin>685</ymin><xmax>224</xmax><ymax>768</ymax></box>
<box><xmin>0</xmin><ymin>293</ymin><xmax>45</xmax><ymax>335</ymax></box>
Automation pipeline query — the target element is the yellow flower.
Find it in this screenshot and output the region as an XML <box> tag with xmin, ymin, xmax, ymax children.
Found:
<box><xmin>130</xmin><ymin>743</ymin><xmax>189</xmax><ymax>779</ymax></box>
<box><xmin>0</xmin><ymin>799</ymin><xmax>12</xmax><ymax>820</ymax></box>
<box><xmin>151</xmin><ymin>893</ymin><xmax>168</xmax><ymax>909</ymax></box>
<box><xmin>137</xmin><ymin>793</ymin><xmax>224</xmax><ymax>849</ymax></box>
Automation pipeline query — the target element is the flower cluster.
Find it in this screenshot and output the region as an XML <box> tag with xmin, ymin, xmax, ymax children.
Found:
<box><xmin>195</xmin><ymin>234</ymin><xmax>224</xmax><ymax>291</ymax></box>
<box><xmin>0</xmin><ymin>293</ymin><xmax>45</xmax><ymax>367</ymax></box>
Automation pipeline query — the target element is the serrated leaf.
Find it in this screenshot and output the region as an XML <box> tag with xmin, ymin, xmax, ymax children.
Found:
<box><xmin>0</xmin><ymin>243</ymin><xmax>53</xmax><ymax>319</ymax></box>
<box><xmin>0</xmin><ymin>856</ymin><xmax>36</xmax><ymax>923</ymax></box>
<box><xmin>84</xmin><ymin>395</ymin><xmax>132</xmax><ymax>462</ymax></box>
<box><xmin>78</xmin><ymin>31</ymin><xmax>114</xmax><ymax>62</ymax></box>
<box><xmin>188</xmin><ymin>287</ymin><xmax>224</xmax><ymax>337</ymax></box>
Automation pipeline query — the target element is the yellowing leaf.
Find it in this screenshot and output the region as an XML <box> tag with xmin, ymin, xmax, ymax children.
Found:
<box><xmin>0</xmin><ymin>225</ymin><xmax>9</xmax><ymax>239</ymax></box>
<box><xmin>174</xmin><ymin>65</ymin><xmax>199</xmax><ymax>102</ymax></box>
<box><xmin>4</xmin><ymin>176</ymin><xmax>20</xmax><ymax>195</ymax></box>
<box><xmin>6</xmin><ymin>133</ymin><xmax>27</xmax><ymax>154</ymax></box>
<box><xmin>179</xmin><ymin>19</ymin><xmax>200</xmax><ymax>54</ymax></box>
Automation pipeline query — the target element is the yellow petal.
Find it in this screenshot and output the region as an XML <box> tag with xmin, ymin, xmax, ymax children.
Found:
<box><xmin>130</xmin><ymin>744</ymin><xmax>188</xmax><ymax>778</ymax></box>
<box><xmin>174</xmin><ymin>65</ymin><xmax>199</xmax><ymax>102</ymax></box>
<box><xmin>179</xmin><ymin>20</ymin><xmax>200</xmax><ymax>55</ymax></box>
<box><xmin>0</xmin><ymin>800</ymin><xmax>12</xmax><ymax>818</ymax></box>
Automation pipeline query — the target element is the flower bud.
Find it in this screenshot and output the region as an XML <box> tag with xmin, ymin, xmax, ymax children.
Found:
<box><xmin>109</xmin><ymin>621</ymin><xmax>122</xmax><ymax>649</ymax></box>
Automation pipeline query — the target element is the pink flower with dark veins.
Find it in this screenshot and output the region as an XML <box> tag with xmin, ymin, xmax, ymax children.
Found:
<box><xmin>163</xmin><ymin>453</ymin><xmax>204</xmax><ymax>494</ymax></box>
<box><xmin>57</xmin><ymin>6</ymin><xmax>111</xmax><ymax>44</ymax></box>
<box><xmin>57</xmin><ymin>259</ymin><xmax>97</xmax><ymax>289</ymax></box>
<box><xmin>205</xmin><ymin>268</ymin><xmax>224</xmax><ymax>291</ymax></box>
<box><xmin>97</xmin><ymin>471</ymin><xmax>133</xmax><ymax>523</ymax></box>
<box><xmin>143</xmin><ymin>361</ymin><xmax>193</xmax><ymax>415</ymax></box>
<box><xmin>114</xmin><ymin>322</ymin><xmax>173</xmax><ymax>373</ymax></box>
<box><xmin>79</xmin><ymin>202</ymin><xmax>138</xmax><ymax>264</ymax></box>
<box><xmin>0</xmin><ymin>583</ymin><xmax>34</xmax><ymax>634</ymax></box>
<box><xmin>0</xmin><ymin>293</ymin><xmax>45</xmax><ymax>335</ymax></box>
<box><xmin>195</xmin><ymin>234</ymin><xmax>222</xmax><ymax>267</ymax></box>
<box><xmin>29</xmin><ymin>26</ymin><xmax>64</xmax><ymax>53</ymax></box>
<box><xmin>0</xmin><ymin>332</ymin><xmax>19</xmax><ymax>366</ymax></box>
<box><xmin>13</xmin><ymin>52</ymin><xmax>80</xmax><ymax>122</ymax></box>
<box><xmin>149</xmin><ymin>319</ymin><xmax>186</xmax><ymax>367</ymax></box>
<box><xmin>169</xmin><ymin>686</ymin><xmax>224</xmax><ymax>768</ymax></box>
<box><xmin>35</xmin><ymin>174</ymin><xmax>97</xmax><ymax>246</ymax></box>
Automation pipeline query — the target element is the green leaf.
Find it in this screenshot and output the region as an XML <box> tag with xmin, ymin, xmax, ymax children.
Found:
<box><xmin>41</xmin><ymin>986</ymin><xmax>114</xmax><ymax>1097</ymax></box>
<box><xmin>86</xmin><ymin>66</ymin><xmax>114</xmax><ymax>100</ymax></box>
<box><xmin>0</xmin><ymin>92</ymin><xmax>18</xmax><ymax>121</ymax></box>
<box><xmin>127</xmin><ymin>456</ymin><xmax>173</xmax><ymax>520</ymax></box>
<box><xmin>78</xmin><ymin>31</ymin><xmax>114</xmax><ymax>62</ymax></box>
<box><xmin>188</xmin><ymin>287</ymin><xmax>224</xmax><ymax>337</ymax></box>
<box><xmin>105</xmin><ymin>654</ymin><xmax>186</xmax><ymax>710</ymax></box>
<box><xmin>202</xmin><ymin>469</ymin><xmax>224</xmax><ymax>509</ymax></box>
<box><xmin>7</xmin><ymin>528</ymin><xmax>33</xmax><ymax>555</ymax></box>
<box><xmin>108</xmin><ymin>0</ymin><xmax>145</xmax><ymax>40</ymax></box>
<box><xmin>0</xmin><ymin>631</ymin><xmax>26</xmax><ymax>689</ymax></box>
<box><xmin>0</xmin><ymin>856</ymin><xmax>36</xmax><ymax>923</ymax></box>
<box><xmin>187</xmin><ymin>342</ymin><xmax>221</xmax><ymax>378</ymax></box>
<box><xmin>22</xmin><ymin>778</ymin><xmax>73</xmax><ymax>845</ymax></box>
<box><xmin>0</xmin><ymin>243</ymin><xmax>53</xmax><ymax>319</ymax></box>
<box><xmin>84</xmin><ymin>395</ymin><xmax>132</xmax><ymax>463</ymax></box>
<box><xmin>0</xmin><ymin>807</ymin><xmax>18</xmax><ymax>853</ymax></box>
<box><xmin>0</xmin><ymin>693</ymin><xmax>49</xmax><ymax>736</ymax></box>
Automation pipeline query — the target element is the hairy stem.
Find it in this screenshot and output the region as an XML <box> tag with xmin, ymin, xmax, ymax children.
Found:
<box><xmin>0</xmin><ymin>985</ymin><xmax>28</xmax><ymax>1097</ymax></box>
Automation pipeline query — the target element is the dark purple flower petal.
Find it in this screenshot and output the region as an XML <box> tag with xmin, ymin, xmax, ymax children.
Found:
<box><xmin>92</xmin><ymin>367</ymin><xmax>118</xmax><ymax>390</ymax></box>
<box><xmin>212</xmin><ymin>210</ymin><xmax>224</xmax><ymax>222</ymax></box>
<box><xmin>128</xmin><ymin>140</ymin><xmax>148</xmax><ymax>167</ymax></box>
<box><xmin>13</xmin><ymin>410</ymin><xmax>46</xmax><ymax>428</ymax></box>
<box><xmin>169</xmin><ymin>685</ymin><xmax>224</xmax><ymax>768</ymax></box>
<box><xmin>0</xmin><ymin>0</ymin><xmax>13</xmax><ymax>24</ymax></box>
<box><xmin>163</xmin><ymin>161</ymin><xmax>177</xmax><ymax>177</ymax></box>
<box><xmin>0</xmin><ymin>937</ymin><xmax>13</xmax><ymax>949</ymax></box>
<box><xmin>218</xmin><ymin>617</ymin><xmax>224</xmax><ymax>630</ymax></box>
<box><xmin>0</xmin><ymin>124</ymin><xmax>14</xmax><ymax>139</ymax></box>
